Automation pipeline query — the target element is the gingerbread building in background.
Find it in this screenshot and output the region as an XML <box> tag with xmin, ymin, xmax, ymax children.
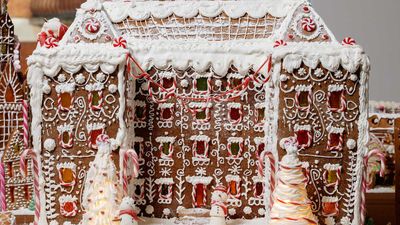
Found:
<box><xmin>1</xmin><ymin>129</ymin><xmax>33</xmax><ymax>211</ymax></box>
<box><xmin>26</xmin><ymin>0</ymin><xmax>370</xmax><ymax>225</ymax></box>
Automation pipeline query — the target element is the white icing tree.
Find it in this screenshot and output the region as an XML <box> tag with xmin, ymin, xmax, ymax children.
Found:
<box><xmin>270</xmin><ymin>137</ymin><xmax>317</xmax><ymax>225</ymax></box>
<box><xmin>80</xmin><ymin>135</ymin><xmax>121</xmax><ymax>225</ymax></box>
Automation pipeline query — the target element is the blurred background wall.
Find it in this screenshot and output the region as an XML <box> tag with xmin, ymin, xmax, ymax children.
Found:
<box><xmin>6</xmin><ymin>0</ymin><xmax>400</xmax><ymax>102</ymax></box>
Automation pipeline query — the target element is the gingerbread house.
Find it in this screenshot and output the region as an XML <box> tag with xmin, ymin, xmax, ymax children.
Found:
<box><xmin>1</xmin><ymin>129</ymin><xmax>33</xmax><ymax>211</ymax></box>
<box><xmin>0</xmin><ymin>0</ymin><xmax>22</xmax><ymax>156</ymax></box>
<box><xmin>26</xmin><ymin>0</ymin><xmax>370</xmax><ymax>225</ymax></box>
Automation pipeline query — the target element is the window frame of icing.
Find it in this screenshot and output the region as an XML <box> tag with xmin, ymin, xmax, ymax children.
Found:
<box><xmin>294</xmin><ymin>124</ymin><xmax>312</xmax><ymax>149</ymax></box>
<box><xmin>57</xmin><ymin>124</ymin><xmax>74</xmax><ymax>149</ymax></box>
<box><xmin>159</xmin><ymin>103</ymin><xmax>174</xmax><ymax>121</ymax></box>
<box><xmin>227</xmin><ymin>103</ymin><xmax>243</xmax><ymax>124</ymax></box>
<box><xmin>134</xmin><ymin>100</ymin><xmax>147</xmax><ymax>121</ymax></box>
<box><xmin>56</xmin><ymin>162</ymin><xmax>77</xmax><ymax>188</ymax></box>
<box><xmin>227</xmin><ymin>138</ymin><xmax>244</xmax><ymax>158</ymax></box>
<box><xmin>155</xmin><ymin>178</ymin><xmax>174</xmax><ymax>204</ymax></box>
<box><xmin>226</xmin><ymin>175</ymin><xmax>241</xmax><ymax>199</ymax></box>
<box><xmin>87</xmin><ymin>123</ymin><xmax>105</xmax><ymax>149</ymax></box>
<box><xmin>294</xmin><ymin>85</ymin><xmax>312</xmax><ymax>112</ymax></box>
<box><xmin>327</xmin><ymin>84</ymin><xmax>346</xmax><ymax>112</ymax></box>
<box><xmin>89</xmin><ymin>90</ymin><xmax>103</xmax><ymax>110</ymax></box>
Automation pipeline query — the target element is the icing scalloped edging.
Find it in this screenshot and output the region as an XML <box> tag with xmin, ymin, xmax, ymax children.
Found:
<box><xmin>27</xmin><ymin>43</ymin><xmax>129</xmax><ymax>77</ymax></box>
<box><xmin>103</xmin><ymin>0</ymin><xmax>303</xmax><ymax>23</ymax></box>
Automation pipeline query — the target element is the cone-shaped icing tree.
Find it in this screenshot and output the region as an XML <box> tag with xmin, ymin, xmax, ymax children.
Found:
<box><xmin>80</xmin><ymin>134</ymin><xmax>122</xmax><ymax>225</ymax></box>
<box><xmin>270</xmin><ymin>137</ymin><xmax>317</xmax><ymax>225</ymax></box>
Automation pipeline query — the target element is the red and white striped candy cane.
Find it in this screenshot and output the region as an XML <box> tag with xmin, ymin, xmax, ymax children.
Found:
<box><xmin>0</xmin><ymin>163</ymin><xmax>6</xmax><ymax>211</ymax></box>
<box><xmin>361</xmin><ymin>149</ymin><xmax>386</xmax><ymax>224</ymax></box>
<box><xmin>22</xmin><ymin>100</ymin><xmax>29</xmax><ymax>148</ymax></box>
<box><xmin>20</xmin><ymin>148</ymin><xmax>40</xmax><ymax>225</ymax></box>
<box><xmin>258</xmin><ymin>151</ymin><xmax>276</xmax><ymax>208</ymax></box>
<box><xmin>122</xmin><ymin>149</ymin><xmax>139</xmax><ymax>195</ymax></box>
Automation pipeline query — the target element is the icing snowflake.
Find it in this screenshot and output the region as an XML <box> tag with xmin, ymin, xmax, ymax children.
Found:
<box><xmin>160</xmin><ymin>167</ymin><xmax>171</xmax><ymax>176</ymax></box>
<box><xmin>228</xmin><ymin>208</ymin><xmax>236</xmax><ymax>216</ymax></box>
<box><xmin>96</xmin><ymin>72</ymin><xmax>106</xmax><ymax>82</ymax></box>
<box><xmin>228</xmin><ymin>164</ymin><xmax>242</xmax><ymax>175</ymax></box>
<box><xmin>334</xmin><ymin>71</ymin><xmax>343</xmax><ymax>78</ymax></box>
<box><xmin>75</xmin><ymin>73</ymin><xmax>85</xmax><ymax>84</ymax></box>
<box><xmin>324</xmin><ymin>217</ymin><xmax>335</xmax><ymax>225</ymax></box>
<box><xmin>195</xmin><ymin>167</ymin><xmax>207</xmax><ymax>176</ymax></box>
<box><xmin>314</xmin><ymin>68</ymin><xmax>324</xmax><ymax>77</ymax></box>
<box><xmin>145</xmin><ymin>205</ymin><xmax>154</xmax><ymax>214</ymax></box>
<box><xmin>297</xmin><ymin>68</ymin><xmax>307</xmax><ymax>76</ymax></box>
<box><xmin>58</xmin><ymin>74</ymin><xmax>67</xmax><ymax>82</ymax></box>
<box><xmin>340</xmin><ymin>217</ymin><xmax>351</xmax><ymax>225</ymax></box>
<box><xmin>108</xmin><ymin>84</ymin><xmax>118</xmax><ymax>93</ymax></box>
<box><xmin>243</xmin><ymin>206</ymin><xmax>252</xmax><ymax>215</ymax></box>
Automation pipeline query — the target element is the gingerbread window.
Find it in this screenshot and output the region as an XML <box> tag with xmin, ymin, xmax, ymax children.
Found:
<box><xmin>189</xmin><ymin>102</ymin><xmax>212</xmax><ymax>122</ymax></box>
<box><xmin>194</xmin><ymin>73</ymin><xmax>211</xmax><ymax>92</ymax></box>
<box><xmin>323</xmin><ymin>163</ymin><xmax>341</xmax><ymax>187</ymax></box>
<box><xmin>186</xmin><ymin>176</ymin><xmax>213</xmax><ymax>208</ymax></box>
<box><xmin>255</xmin><ymin>103</ymin><xmax>266</xmax><ymax>123</ymax></box>
<box><xmin>228</xmin><ymin>72</ymin><xmax>244</xmax><ymax>89</ymax></box>
<box><xmin>132</xmin><ymin>137</ymin><xmax>144</xmax><ymax>160</ymax></box>
<box><xmin>56</xmin><ymin>83</ymin><xmax>75</xmax><ymax>111</ymax></box>
<box><xmin>57</xmin><ymin>162</ymin><xmax>76</xmax><ymax>187</ymax></box>
<box><xmin>155</xmin><ymin>136</ymin><xmax>176</xmax><ymax>159</ymax></box>
<box><xmin>159</xmin><ymin>71</ymin><xmax>175</xmax><ymax>90</ymax></box>
<box><xmin>322</xmin><ymin>196</ymin><xmax>339</xmax><ymax>216</ymax></box>
<box><xmin>254</xmin><ymin>137</ymin><xmax>265</xmax><ymax>158</ymax></box>
<box><xmin>327</xmin><ymin>126</ymin><xmax>345</xmax><ymax>151</ymax></box>
<box><xmin>226</xmin><ymin>175</ymin><xmax>241</xmax><ymax>199</ymax></box>
<box><xmin>7</xmin><ymin>162</ymin><xmax>13</xmax><ymax>177</ymax></box>
<box><xmin>294</xmin><ymin>124</ymin><xmax>312</xmax><ymax>149</ymax></box>
<box><xmin>57</xmin><ymin>124</ymin><xmax>74</xmax><ymax>148</ymax></box>
<box><xmin>190</xmin><ymin>135</ymin><xmax>210</xmax><ymax>158</ymax></box>
<box><xmin>328</xmin><ymin>84</ymin><xmax>346</xmax><ymax>112</ymax></box>
<box><xmin>85</xmin><ymin>82</ymin><xmax>104</xmax><ymax>110</ymax></box>
<box><xmin>9</xmin><ymin>186</ymin><xmax>14</xmax><ymax>203</ymax></box>
<box><xmin>227</xmin><ymin>103</ymin><xmax>242</xmax><ymax>123</ymax></box>
<box><xmin>158</xmin><ymin>103</ymin><xmax>174</xmax><ymax>121</ymax></box>
<box><xmin>59</xmin><ymin>195</ymin><xmax>78</xmax><ymax>217</ymax></box>
<box><xmin>86</xmin><ymin>123</ymin><xmax>105</xmax><ymax>149</ymax></box>
<box><xmin>132</xmin><ymin>179</ymin><xmax>145</xmax><ymax>201</ymax></box>
<box><xmin>227</xmin><ymin>137</ymin><xmax>243</xmax><ymax>157</ymax></box>
<box><xmin>295</xmin><ymin>85</ymin><xmax>312</xmax><ymax>111</ymax></box>
<box><xmin>252</xmin><ymin>177</ymin><xmax>265</xmax><ymax>198</ymax></box>
<box><xmin>155</xmin><ymin>178</ymin><xmax>174</xmax><ymax>204</ymax></box>
<box><xmin>134</xmin><ymin>100</ymin><xmax>147</xmax><ymax>121</ymax></box>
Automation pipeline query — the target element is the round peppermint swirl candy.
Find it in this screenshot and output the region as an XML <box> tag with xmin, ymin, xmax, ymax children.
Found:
<box><xmin>301</xmin><ymin>17</ymin><xmax>317</xmax><ymax>32</ymax></box>
<box><xmin>273</xmin><ymin>40</ymin><xmax>287</xmax><ymax>48</ymax></box>
<box><xmin>342</xmin><ymin>37</ymin><xmax>356</xmax><ymax>46</ymax></box>
<box><xmin>44</xmin><ymin>37</ymin><xmax>59</xmax><ymax>49</ymax></box>
<box><xmin>85</xmin><ymin>18</ymin><xmax>101</xmax><ymax>34</ymax></box>
<box><xmin>113</xmin><ymin>37</ymin><xmax>127</xmax><ymax>48</ymax></box>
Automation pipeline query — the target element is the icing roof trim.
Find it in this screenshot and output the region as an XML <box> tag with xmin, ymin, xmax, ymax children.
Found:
<box><xmin>102</xmin><ymin>0</ymin><xmax>303</xmax><ymax>23</ymax></box>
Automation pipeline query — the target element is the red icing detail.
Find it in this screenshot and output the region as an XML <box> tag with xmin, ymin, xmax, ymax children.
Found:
<box><xmin>303</xmin><ymin>6</ymin><xmax>310</xmax><ymax>13</ymax></box>
<box><xmin>288</xmin><ymin>34</ymin><xmax>294</xmax><ymax>39</ymax></box>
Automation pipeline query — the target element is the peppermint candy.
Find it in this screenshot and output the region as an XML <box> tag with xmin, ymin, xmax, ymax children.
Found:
<box><xmin>273</xmin><ymin>40</ymin><xmax>287</xmax><ymax>48</ymax></box>
<box><xmin>113</xmin><ymin>37</ymin><xmax>127</xmax><ymax>48</ymax></box>
<box><xmin>85</xmin><ymin>18</ymin><xmax>101</xmax><ymax>34</ymax></box>
<box><xmin>44</xmin><ymin>37</ymin><xmax>59</xmax><ymax>49</ymax></box>
<box><xmin>96</xmin><ymin>134</ymin><xmax>110</xmax><ymax>145</ymax></box>
<box><xmin>301</xmin><ymin>18</ymin><xmax>317</xmax><ymax>32</ymax></box>
<box><xmin>342</xmin><ymin>37</ymin><xmax>356</xmax><ymax>46</ymax></box>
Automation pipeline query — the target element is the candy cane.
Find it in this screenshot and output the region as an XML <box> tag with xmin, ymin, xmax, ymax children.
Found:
<box><xmin>259</xmin><ymin>151</ymin><xmax>276</xmax><ymax>208</ymax></box>
<box><xmin>20</xmin><ymin>148</ymin><xmax>40</xmax><ymax>225</ymax></box>
<box><xmin>0</xmin><ymin>163</ymin><xmax>6</xmax><ymax>211</ymax></box>
<box><xmin>361</xmin><ymin>149</ymin><xmax>386</xmax><ymax>225</ymax></box>
<box><xmin>122</xmin><ymin>149</ymin><xmax>139</xmax><ymax>195</ymax></box>
<box><xmin>22</xmin><ymin>100</ymin><xmax>29</xmax><ymax>148</ymax></box>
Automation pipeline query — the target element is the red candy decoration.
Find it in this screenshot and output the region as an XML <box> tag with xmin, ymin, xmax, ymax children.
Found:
<box><xmin>342</xmin><ymin>37</ymin><xmax>356</xmax><ymax>46</ymax></box>
<box><xmin>44</xmin><ymin>37</ymin><xmax>59</xmax><ymax>49</ymax></box>
<box><xmin>301</xmin><ymin>17</ymin><xmax>317</xmax><ymax>32</ymax></box>
<box><xmin>273</xmin><ymin>40</ymin><xmax>287</xmax><ymax>48</ymax></box>
<box><xmin>113</xmin><ymin>37</ymin><xmax>127</xmax><ymax>48</ymax></box>
<box><xmin>85</xmin><ymin>18</ymin><xmax>101</xmax><ymax>34</ymax></box>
